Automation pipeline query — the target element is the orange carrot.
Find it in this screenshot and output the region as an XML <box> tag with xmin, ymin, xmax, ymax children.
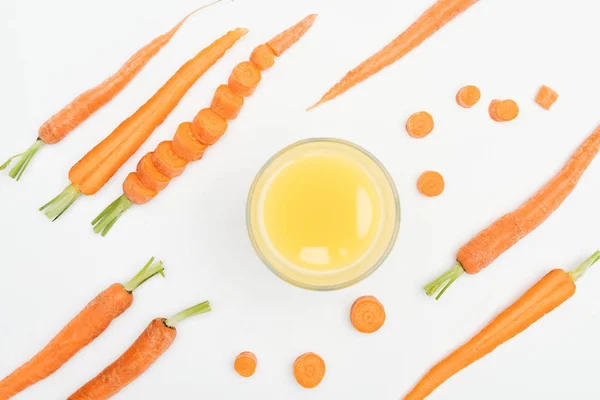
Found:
<box><xmin>68</xmin><ymin>301</ymin><xmax>211</xmax><ymax>399</ymax></box>
<box><xmin>250</xmin><ymin>44</ymin><xmax>276</xmax><ymax>71</ymax></box>
<box><xmin>0</xmin><ymin>2</ymin><xmax>221</xmax><ymax>181</ymax></box>
<box><xmin>38</xmin><ymin>28</ymin><xmax>247</xmax><ymax>221</ymax></box>
<box><xmin>406</xmin><ymin>111</ymin><xmax>434</xmax><ymax>138</ymax></box>
<box><xmin>406</xmin><ymin>252</ymin><xmax>599</xmax><ymax>399</ymax></box>
<box><xmin>234</xmin><ymin>351</ymin><xmax>258</xmax><ymax>378</ymax></box>
<box><xmin>425</xmin><ymin>126</ymin><xmax>600</xmax><ymax>299</ymax></box>
<box><xmin>293</xmin><ymin>352</ymin><xmax>326</xmax><ymax>389</ymax></box>
<box><xmin>123</xmin><ymin>172</ymin><xmax>158</xmax><ymax>205</ymax></box>
<box><xmin>0</xmin><ymin>258</ymin><xmax>164</xmax><ymax>399</ymax></box>
<box><xmin>417</xmin><ymin>170</ymin><xmax>445</xmax><ymax>197</ymax></box>
<box><xmin>456</xmin><ymin>85</ymin><xmax>480</xmax><ymax>108</ymax></box>
<box><xmin>350</xmin><ymin>296</ymin><xmax>386</xmax><ymax>334</ymax></box>
<box><xmin>536</xmin><ymin>85</ymin><xmax>559</xmax><ymax>110</ymax></box>
<box><xmin>309</xmin><ymin>0</ymin><xmax>479</xmax><ymax>110</ymax></box>
<box><xmin>137</xmin><ymin>153</ymin><xmax>171</xmax><ymax>191</ymax></box>
<box><xmin>92</xmin><ymin>15</ymin><xmax>317</xmax><ymax>236</ymax></box>
<box><xmin>152</xmin><ymin>141</ymin><xmax>188</xmax><ymax>178</ymax></box>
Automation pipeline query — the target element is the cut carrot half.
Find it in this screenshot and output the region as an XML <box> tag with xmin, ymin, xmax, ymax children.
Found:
<box><xmin>417</xmin><ymin>170</ymin><xmax>444</xmax><ymax>197</ymax></box>
<box><xmin>234</xmin><ymin>351</ymin><xmax>257</xmax><ymax>378</ymax></box>
<box><xmin>406</xmin><ymin>112</ymin><xmax>434</xmax><ymax>138</ymax></box>
<box><xmin>456</xmin><ymin>85</ymin><xmax>481</xmax><ymax>108</ymax></box>
<box><xmin>293</xmin><ymin>352</ymin><xmax>325</xmax><ymax>389</ymax></box>
<box><xmin>350</xmin><ymin>295</ymin><xmax>386</xmax><ymax>334</ymax></box>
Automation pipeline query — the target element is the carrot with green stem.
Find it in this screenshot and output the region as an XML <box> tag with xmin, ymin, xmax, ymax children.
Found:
<box><xmin>425</xmin><ymin>126</ymin><xmax>600</xmax><ymax>299</ymax></box>
<box><xmin>92</xmin><ymin>15</ymin><xmax>317</xmax><ymax>236</ymax></box>
<box><xmin>309</xmin><ymin>0</ymin><xmax>479</xmax><ymax>110</ymax></box>
<box><xmin>39</xmin><ymin>27</ymin><xmax>247</xmax><ymax>220</ymax></box>
<box><xmin>68</xmin><ymin>301</ymin><xmax>211</xmax><ymax>399</ymax></box>
<box><xmin>406</xmin><ymin>251</ymin><xmax>600</xmax><ymax>399</ymax></box>
<box><xmin>0</xmin><ymin>1</ymin><xmax>222</xmax><ymax>181</ymax></box>
<box><xmin>0</xmin><ymin>258</ymin><xmax>164</xmax><ymax>399</ymax></box>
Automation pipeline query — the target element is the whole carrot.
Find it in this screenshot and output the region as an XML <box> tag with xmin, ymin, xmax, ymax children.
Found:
<box><xmin>68</xmin><ymin>301</ymin><xmax>211</xmax><ymax>399</ymax></box>
<box><xmin>39</xmin><ymin>27</ymin><xmax>248</xmax><ymax>221</ymax></box>
<box><xmin>425</xmin><ymin>126</ymin><xmax>600</xmax><ymax>299</ymax></box>
<box><xmin>0</xmin><ymin>258</ymin><xmax>164</xmax><ymax>399</ymax></box>
<box><xmin>405</xmin><ymin>251</ymin><xmax>600</xmax><ymax>399</ymax></box>
<box><xmin>0</xmin><ymin>2</ymin><xmax>221</xmax><ymax>181</ymax></box>
<box><xmin>309</xmin><ymin>0</ymin><xmax>479</xmax><ymax>109</ymax></box>
<box><xmin>91</xmin><ymin>15</ymin><xmax>317</xmax><ymax>236</ymax></box>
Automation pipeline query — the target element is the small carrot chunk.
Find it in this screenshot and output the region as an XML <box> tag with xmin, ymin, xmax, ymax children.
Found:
<box><xmin>152</xmin><ymin>141</ymin><xmax>188</xmax><ymax>179</ymax></box>
<box><xmin>136</xmin><ymin>153</ymin><xmax>171</xmax><ymax>191</ymax></box>
<box><xmin>406</xmin><ymin>111</ymin><xmax>434</xmax><ymax>138</ymax></box>
<box><xmin>350</xmin><ymin>295</ymin><xmax>386</xmax><ymax>334</ymax></box>
<box><xmin>123</xmin><ymin>172</ymin><xmax>157</xmax><ymax>205</ymax></box>
<box><xmin>489</xmin><ymin>99</ymin><xmax>519</xmax><ymax>122</ymax></box>
<box><xmin>210</xmin><ymin>85</ymin><xmax>244</xmax><ymax>120</ymax></box>
<box><xmin>234</xmin><ymin>351</ymin><xmax>257</xmax><ymax>378</ymax></box>
<box><xmin>417</xmin><ymin>170</ymin><xmax>444</xmax><ymax>197</ymax></box>
<box><xmin>228</xmin><ymin>61</ymin><xmax>262</xmax><ymax>97</ymax></box>
<box><xmin>536</xmin><ymin>85</ymin><xmax>559</xmax><ymax>110</ymax></box>
<box><xmin>172</xmin><ymin>122</ymin><xmax>207</xmax><ymax>162</ymax></box>
<box><xmin>456</xmin><ymin>85</ymin><xmax>481</xmax><ymax>108</ymax></box>
<box><xmin>192</xmin><ymin>108</ymin><xmax>228</xmax><ymax>145</ymax></box>
<box><xmin>249</xmin><ymin>44</ymin><xmax>275</xmax><ymax>71</ymax></box>
<box><xmin>293</xmin><ymin>352</ymin><xmax>326</xmax><ymax>389</ymax></box>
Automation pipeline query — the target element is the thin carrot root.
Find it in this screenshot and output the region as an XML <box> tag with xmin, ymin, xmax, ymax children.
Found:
<box><xmin>123</xmin><ymin>257</ymin><xmax>165</xmax><ymax>292</ymax></box>
<box><xmin>164</xmin><ymin>301</ymin><xmax>211</xmax><ymax>328</ymax></box>
<box><xmin>234</xmin><ymin>351</ymin><xmax>257</xmax><ymax>377</ymax></box>
<box><xmin>1</xmin><ymin>139</ymin><xmax>45</xmax><ymax>181</ymax></box>
<box><xmin>423</xmin><ymin>262</ymin><xmax>465</xmax><ymax>300</ymax></box>
<box><xmin>350</xmin><ymin>296</ymin><xmax>386</xmax><ymax>333</ymax></box>
<box><xmin>39</xmin><ymin>184</ymin><xmax>82</xmax><ymax>221</ymax></box>
<box><xmin>91</xmin><ymin>194</ymin><xmax>133</xmax><ymax>236</ymax></box>
<box><xmin>293</xmin><ymin>352</ymin><xmax>326</xmax><ymax>389</ymax></box>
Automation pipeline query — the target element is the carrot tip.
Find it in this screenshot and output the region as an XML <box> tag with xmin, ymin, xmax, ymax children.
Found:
<box><xmin>2</xmin><ymin>139</ymin><xmax>44</xmax><ymax>181</ymax></box>
<box><xmin>39</xmin><ymin>183</ymin><xmax>81</xmax><ymax>221</ymax></box>
<box><xmin>238</xmin><ymin>28</ymin><xmax>249</xmax><ymax>36</ymax></box>
<box><xmin>423</xmin><ymin>262</ymin><xmax>465</xmax><ymax>300</ymax></box>
<box><xmin>91</xmin><ymin>194</ymin><xmax>132</xmax><ymax>236</ymax></box>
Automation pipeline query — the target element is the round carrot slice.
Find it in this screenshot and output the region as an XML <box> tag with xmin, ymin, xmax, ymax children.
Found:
<box><xmin>136</xmin><ymin>153</ymin><xmax>171</xmax><ymax>191</ymax></box>
<box><xmin>123</xmin><ymin>172</ymin><xmax>157</xmax><ymax>205</ymax></box>
<box><xmin>228</xmin><ymin>61</ymin><xmax>262</xmax><ymax>97</ymax></box>
<box><xmin>456</xmin><ymin>85</ymin><xmax>481</xmax><ymax>108</ymax></box>
<box><xmin>495</xmin><ymin>99</ymin><xmax>519</xmax><ymax>121</ymax></box>
<box><xmin>350</xmin><ymin>295</ymin><xmax>386</xmax><ymax>334</ymax></box>
<box><xmin>293</xmin><ymin>352</ymin><xmax>325</xmax><ymax>389</ymax></box>
<box><xmin>488</xmin><ymin>100</ymin><xmax>501</xmax><ymax>121</ymax></box>
<box><xmin>172</xmin><ymin>122</ymin><xmax>207</xmax><ymax>162</ymax></box>
<box><xmin>250</xmin><ymin>44</ymin><xmax>275</xmax><ymax>71</ymax></box>
<box><xmin>152</xmin><ymin>141</ymin><xmax>188</xmax><ymax>178</ymax></box>
<box><xmin>234</xmin><ymin>351</ymin><xmax>257</xmax><ymax>378</ymax></box>
<box><xmin>192</xmin><ymin>108</ymin><xmax>228</xmax><ymax>145</ymax></box>
<box><xmin>210</xmin><ymin>84</ymin><xmax>244</xmax><ymax>120</ymax></box>
<box><xmin>417</xmin><ymin>171</ymin><xmax>445</xmax><ymax>197</ymax></box>
<box><xmin>406</xmin><ymin>111</ymin><xmax>434</xmax><ymax>138</ymax></box>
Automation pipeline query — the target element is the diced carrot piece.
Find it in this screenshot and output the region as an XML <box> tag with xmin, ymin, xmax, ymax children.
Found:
<box><xmin>192</xmin><ymin>108</ymin><xmax>228</xmax><ymax>145</ymax></box>
<box><xmin>228</xmin><ymin>61</ymin><xmax>262</xmax><ymax>97</ymax></box>
<box><xmin>123</xmin><ymin>172</ymin><xmax>157</xmax><ymax>205</ymax></box>
<box><xmin>136</xmin><ymin>153</ymin><xmax>171</xmax><ymax>191</ymax></box>
<box><xmin>172</xmin><ymin>122</ymin><xmax>207</xmax><ymax>162</ymax></box>
<box><xmin>210</xmin><ymin>85</ymin><xmax>244</xmax><ymax>120</ymax></box>
<box><xmin>535</xmin><ymin>85</ymin><xmax>559</xmax><ymax>110</ymax></box>
<box><xmin>152</xmin><ymin>141</ymin><xmax>188</xmax><ymax>178</ymax></box>
<box><xmin>249</xmin><ymin>44</ymin><xmax>275</xmax><ymax>71</ymax></box>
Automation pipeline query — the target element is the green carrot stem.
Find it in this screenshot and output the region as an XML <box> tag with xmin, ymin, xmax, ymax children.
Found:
<box><xmin>1</xmin><ymin>139</ymin><xmax>45</xmax><ymax>181</ymax></box>
<box><xmin>91</xmin><ymin>194</ymin><xmax>132</xmax><ymax>236</ymax></box>
<box><xmin>123</xmin><ymin>257</ymin><xmax>165</xmax><ymax>293</ymax></box>
<box><xmin>39</xmin><ymin>184</ymin><xmax>81</xmax><ymax>221</ymax></box>
<box><xmin>568</xmin><ymin>251</ymin><xmax>600</xmax><ymax>282</ymax></box>
<box><xmin>423</xmin><ymin>262</ymin><xmax>465</xmax><ymax>300</ymax></box>
<box><xmin>164</xmin><ymin>301</ymin><xmax>211</xmax><ymax>328</ymax></box>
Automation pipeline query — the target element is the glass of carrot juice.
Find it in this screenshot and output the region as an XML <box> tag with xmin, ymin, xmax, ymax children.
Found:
<box><xmin>247</xmin><ymin>138</ymin><xmax>400</xmax><ymax>290</ymax></box>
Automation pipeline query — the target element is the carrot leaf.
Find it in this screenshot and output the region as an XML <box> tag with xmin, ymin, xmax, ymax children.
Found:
<box><xmin>164</xmin><ymin>301</ymin><xmax>211</xmax><ymax>328</ymax></box>
<box><xmin>123</xmin><ymin>257</ymin><xmax>165</xmax><ymax>292</ymax></box>
<box><xmin>91</xmin><ymin>194</ymin><xmax>132</xmax><ymax>236</ymax></box>
<box><xmin>39</xmin><ymin>184</ymin><xmax>81</xmax><ymax>221</ymax></box>
<box><xmin>423</xmin><ymin>262</ymin><xmax>465</xmax><ymax>300</ymax></box>
<box><xmin>1</xmin><ymin>139</ymin><xmax>44</xmax><ymax>181</ymax></box>
<box><xmin>568</xmin><ymin>251</ymin><xmax>600</xmax><ymax>282</ymax></box>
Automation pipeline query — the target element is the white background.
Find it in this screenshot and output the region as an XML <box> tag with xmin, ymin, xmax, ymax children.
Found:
<box><xmin>1</xmin><ymin>0</ymin><xmax>600</xmax><ymax>399</ymax></box>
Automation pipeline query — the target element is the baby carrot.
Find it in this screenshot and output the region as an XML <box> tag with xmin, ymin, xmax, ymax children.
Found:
<box><xmin>425</xmin><ymin>126</ymin><xmax>600</xmax><ymax>299</ymax></box>
<box><xmin>417</xmin><ymin>171</ymin><xmax>445</xmax><ymax>197</ymax></box>
<box><xmin>234</xmin><ymin>351</ymin><xmax>258</xmax><ymax>378</ymax></box>
<box><xmin>456</xmin><ymin>85</ymin><xmax>480</xmax><ymax>108</ymax></box>
<box><xmin>406</xmin><ymin>252</ymin><xmax>600</xmax><ymax>399</ymax></box>
<box><xmin>68</xmin><ymin>301</ymin><xmax>211</xmax><ymax>399</ymax></box>
<box><xmin>293</xmin><ymin>352</ymin><xmax>326</xmax><ymax>389</ymax></box>
<box><xmin>0</xmin><ymin>2</ymin><xmax>221</xmax><ymax>181</ymax></box>
<box><xmin>350</xmin><ymin>296</ymin><xmax>386</xmax><ymax>334</ymax></box>
<box><xmin>39</xmin><ymin>27</ymin><xmax>247</xmax><ymax>221</ymax></box>
<box><xmin>92</xmin><ymin>15</ymin><xmax>317</xmax><ymax>236</ymax></box>
<box><xmin>0</xmin><ymin>258</ymin><xmax>164</xmax><ymax>399</ymax></box>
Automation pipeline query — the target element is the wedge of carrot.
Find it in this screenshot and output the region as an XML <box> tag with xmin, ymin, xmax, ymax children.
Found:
<box><xmin>0</xmin><ymin>2</ymin><xmax>221</xmax><ymax>181</ymax></box>
<box><xmin>0</xmin><ymin>258</ymin><xmax>164</xmax><ymax>399</ymax></box>
<box><xmin>68</xmin><ymin>301</ymin><xmax>211</xmax><ymax>399</ymax></box>
<box><xmin>92</xmin><ymin>15</ymin><xmax>317</xmax><ymax>236</ymax></box>
<box><xmin>309</xmin><ymin>0</ymin><xmax>479</xmax><ymax>109</ymax></box>
<box><xmin>39</xmin><ymin>28</ymin><xmax>247</xmax><ymax>221</ymax></box>
<box><xmin>424</xmin><ymin>126</ymin><xmax>600</xmax><ymax>299</ymax></box>
<box><xmin>406</xmin><ymin>252</ymin><xmax>600</xmax><ymax>399</ymax></box>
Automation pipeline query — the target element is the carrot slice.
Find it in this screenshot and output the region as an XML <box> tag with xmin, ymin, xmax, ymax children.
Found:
<box><xmin>456</xmin><ymin>85</ymin><xmax>480</xmax><ymax>108</ymax></box>
<box><xmin>152</xmin><ymin>141</ymin><xmax>188</xmax><ymax>178</ymax></box>
<box><xmin>536</xmin><ymin>85</ymin><xmax>559</xmax><ymax>110</ymax></box>
<box><xmin>350</xmin><ymin>296</ymin><xmax>386</xmax><ymax>334</ymax></box>
<box><xmin>406</xmin><ymin>111</ymin><xmax>434</xmax><ymax>138</ymax></box>
<box><xmin>417</xmin><ymin>171</ymin><xmax>444</xmax><ymax>197</ymax></box>
<box><xmin>489</xmin><ymin>99</ymin><xmax>519</xmax><ymax>122</ymax></box>
<box><xmin>192</xmin><ymin>108</ymin><xmax>228</xmax><ymax>145</ymax></box>
<box><xmin>234</xmin><ymin>351</ymin><xmax>257</xmax><ymax>378</ymax></box>
<box><xmin>123</xmin><ymin>173</ymin><xmax>157</xmax><ymax>205</ymax></box>
<box><xmin>488</xmin><ymin>100</ymin><xmax>501</xmax><ymax>121</ymax></box>
<box><xmin>172</xmin><ymin>122</ymin><xmax>207</xmax><ymax>162</ymax></box>
<box><xmin>293</xmin><ymin>352</ymin><xmax>325</xmax><ymax>389</ymax></box>
<box><xmin>210</xmin><ymin>85</ymin><xmax>244</xmax><ymax>120</ymax></box>
<box><xmin>249</xmin><ymin>44</ymin><xmax>275</xmax><ymax>71</ymax></box>
<box><xmin>136</xmin><ymin>153</ymin><xmax>171</xmax><ymax>191</ymax></box>
<box><xmin>228</xmin><ymin>61</ymin><xmax>262</xmax><ymax>97</ymax></box>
